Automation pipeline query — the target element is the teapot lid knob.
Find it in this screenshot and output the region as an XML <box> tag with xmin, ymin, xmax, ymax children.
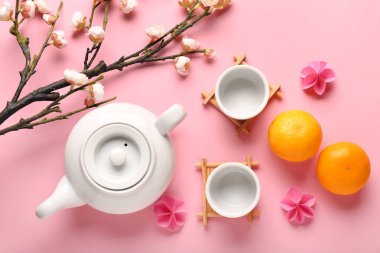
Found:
<box><xmin>109</xmin><ymin>148</ymin><xmax>126</xmax><ymax>166</ymax></box>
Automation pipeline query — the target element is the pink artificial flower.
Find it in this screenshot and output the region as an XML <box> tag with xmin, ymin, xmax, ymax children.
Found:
<box><xmin>71</xmin><ymin>11</ymin><xmax>87</xmax><ymax>32</ymax></box>
<box><xmin>42</xmin><ymin>13</ymin><xmax>56</xmax><ymax>25</ymax></box>
<box><xmin>119</xmin><ymin>0</ymin><xmax>138</xmax><ymax>14</ymax></box>
<box><xmin>64</xmin><ymin>69</ymin><xmax>89</xmax><ymax>86</ymax></box>
<box><xmin>145</xmin><ymin>24</ymin><xmax>165</xmax><ymax>42</ymax></box>
<box><xmin>34</xmin><ymin>0</ymin><xmax>50</xmax><ymax>14</ymax></box>
<box><xmin>154</xmin><ymin>195</ymin><xmax>187</xmax><ymax>232</ymax></box>
<box><xmin>0</xmin><ymin>1</ymin><xmax>13</xmax><ymax>21</ymax></box>
<box><xmin>88</xmin><ymin>26</ymin><xmax>105</xmax><ymax>43</ymax></box>
<box><xmin>300</xmin><ymin>61</ymin><xmax>336</xmax><ymax>95</ymax></box>
<box><xmin>181</xmin><ymin>37</ymin><xmax>200</xmax><ymax>52</ymax></box>
<box><xmin>49</xmin><ymin>30</ymin><xmax>68</xmax><ymax>49</ymax></box>
<box><xmin>174</xmin><ymin>56</ymin><xmax>190</xmax><ymax>76</ymax></box>
<box><xmin>20</xmin><ymin>0</ymin><xmax>35</xmax><ymax>19</ymax></box>
<box><xmin>280</xmin><ymin>187</ymin><xmax>315</xmax><ymax>224</ymax></box>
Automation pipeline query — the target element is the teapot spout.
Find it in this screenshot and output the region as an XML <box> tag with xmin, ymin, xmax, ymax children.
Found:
<box><xmin>35</xmin><ymin>176</ymin><xmax>84</xmax><ymax>219</ymax></box>
<box><xmin>155</xmin><ymin>104</ymin><xmax>186</xmax><ymax>135</ymax></box>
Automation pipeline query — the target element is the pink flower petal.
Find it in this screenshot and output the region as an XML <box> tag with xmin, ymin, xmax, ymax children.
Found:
<box><xmin>301</xmin><ymin>73</ymin><xmax>318</xmax><ymax>89</ymax></box>
<box><xmin>299</xmin><ymin>204</ymin><xmax>315</xmax><ymax>218</ymax></box>
<box><xmin>280</xmin><ymin>197</ymin><xmax>297</xmax><ymax>211</ymax></box>
<box><xmin>300</xmin><ymin>194</ymin><xmax>316</xmax><ymax>207</ymax></box>
<box><xmin>300</xmin><ymin>66</ymin><xmax>317</xmax><ymax>78</ymax></box>
<box><xmin>318</xmin><ymin>61</ymin><xmax>328</xmax><ymax>72</ymax></box>
<box><xmin>287</xmin><ymin>208</ymin><xmax>298</xmax><ymax>222</ymax></box>
<box><xmin>287</xmin><ymin>187</ymin><xmax>303</xmax><ymax>204</ymax></box>
<box><xmin>154</xmin><ymin>202</ymin><xmax>171</xmax><ymax>214</ymax></box>
<box><xmin>295</xmin><ymin>208</ymin><xmax>306</xmax><ymax>224</ymax></box>
<box><xmin>313</xmin><ymin>77</ymin><xmax>327</xmax><ymax>95</ymax></box>
<box><xmin>167</xmin><ymin>219</ymin><xmax>181</xmax><ymax>232</ymax></box>
<box><xmin>309</xmin><ymin>61</ymin><xmax>321</xmax><ymax>72</ymax></box>
<box><xmin>174</xmin><ymin>212</ymin><xmax>187</xmax><ymax>225</ymax></box>
<box><xmin>320</xmin><ymin>68</ymin><xmax>336</xmax><ymax>83</ymax></box>
<box><xmin>156</xmin><ymin>213</ymin><xmax>173</xmax><ymax>227</ymax></box>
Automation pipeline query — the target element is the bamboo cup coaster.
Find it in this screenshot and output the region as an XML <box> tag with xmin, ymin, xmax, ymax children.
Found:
<box><xmin>195</xmin><ymin>155</ymin><xmax>260</xmax><ymax>225</ymax></box>
<box><xmin>201</xmin><ymin>54</ymin><xmax>282</xmax><ymax>134</ymax></box>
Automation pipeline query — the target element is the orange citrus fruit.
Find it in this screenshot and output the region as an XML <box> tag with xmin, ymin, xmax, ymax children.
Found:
<box><xmin>268</xmin><ymin>110</ymin><xmax>322</xmax><ymax>162</ymax></box>
<box><xmin>317</xmin><ymin>142</ymin><xmax>370</xmax><ymax>195</ymax></box>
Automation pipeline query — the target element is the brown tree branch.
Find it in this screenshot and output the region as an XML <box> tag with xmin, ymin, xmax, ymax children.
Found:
<box><xmin>0</xmin><ymin>1</ymin><xmax>213</xmax><ymax>135</ymax></box>
<box><xmin>9</xmin><ymin>1</ymin><xmax>63</xmax><ymax>103</ymax></box>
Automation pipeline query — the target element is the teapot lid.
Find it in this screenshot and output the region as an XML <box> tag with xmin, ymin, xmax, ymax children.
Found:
<box><xmin>81</xmin><ymin>123</ymin><xmax>151</xmax><ymax>190</ymax></box>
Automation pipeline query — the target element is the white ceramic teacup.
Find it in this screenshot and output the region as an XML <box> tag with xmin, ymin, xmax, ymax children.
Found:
<box><xmin>215</xmin><ymin>65</ymin><xmax>269</xmax><ymax>120</ymax></box>
<box><xmin>205</xmin><ymin>162</ymin><xmax>261</xmax><ymax>218</ymax></box>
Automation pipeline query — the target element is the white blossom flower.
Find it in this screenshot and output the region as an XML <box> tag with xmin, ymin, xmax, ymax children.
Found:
<box><xmin>20</xmin><ymin>0</ymin><xmax>35</xmax><ymax>19</ymax></box>
<box><xmin>145</xmin><ymin>24</ymin><xmax>165</xmax><ymax>42</ymax></box>
<box><xmin>203</xmin><ymin>48</ymin><xmax>215</xmax><ymax>58</ymax></box>
<box><xmin>42</xmin><ymin>13</ymin><xmax>55</xmax><ymax>25</ymax></box>
<box><xmin>49</xmin><ymin>30</ymin><xmax>68</xmax><ymax>48</ymax></box>
<box><xmin>200</xmin><ymin>0</ymin><xmax>219</xmax><ymax>7</ymax></box>
<box><xmin>0</xmin><ymin>1</ymin><xmax>13</xmax><ymax>21</ymax></box>
<box><xmin>91</xmin><ymin>82</ymin><xmax>104</xmax><ymax>102</ymax></box>
<box><xmin>71</xmin><ymin>11</ymin><xmax>86</xmax><ymax>32</ymax></box>
<box><xmin>64</xmin><ymin>69</ymin><xmax>89</xmax><ymax>86</ymax></box>
<box><xmin>181</xmin><ymin>37</ymin><xmax>200</xmax><ymax>52</ymax></box>
<box><xmin>174</xmin><ymin>56</ymin><xmax>190</xmax><ymax>76</ymax></box>
<box><xmin>214</xmin><ymin>0</ymin><xmax>231</xmax><ymax>10</ymax></box>
<box><xmin>119</xmin><ymin>0</ymin><xmax>138</xmax><ymax>14</ymax></box>
<box><xmin>88</xmin><ymin>26</ymin><xmax>105</xmax><ymax>43</ymax></box>
<box><xmin>178</xmin><ymin>0</ymin><xmax>196</xmax><ymax>9</ymax></box>
<box><xmin>34</xmin><ymin>0</ymin><xmax>50</xmax><ymax>14</ymax></box>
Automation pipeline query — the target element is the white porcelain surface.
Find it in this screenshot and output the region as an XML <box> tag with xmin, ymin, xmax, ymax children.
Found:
<box><xmin>206</xmin><ymin>162</ymin><xmax>261</xmax><ymax>218</ymax></box>
<box><xmin>215</xmin><ymin>65</ymin><xmax>269</xmax><ymax>120</ymax></box>
<box><xmin>35</xmin><ymin>103</ymin><xmax>186</xmax><ymax>218</ymax></box>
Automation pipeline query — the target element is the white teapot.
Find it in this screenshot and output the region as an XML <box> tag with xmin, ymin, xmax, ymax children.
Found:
<box><xmin>36</xmin><ymin>103</ymin><xmax>186</xmax><ymax>219</ymax></box>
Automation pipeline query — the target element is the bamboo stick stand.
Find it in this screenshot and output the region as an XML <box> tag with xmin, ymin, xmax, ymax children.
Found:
<box><xmin>196</xmin><ymin>155</ymin><xmax>260</xmax><ymax>226</ymax></box>
<box><xmin>202</xmin><ymin>54</ymin><xmax>282</xmax><ymax>134</ymax></box>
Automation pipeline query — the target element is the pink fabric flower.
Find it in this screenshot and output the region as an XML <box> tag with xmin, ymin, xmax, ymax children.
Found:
<box><xmin>300</xmin><ymin>61</ymin><xmax>336</xmax><ymax>95</ymax></box>
<box><xmin>153</xmin><ymin>195</ymin><xmax>187</xmax><ymax>232</ymax></box>
<box><xmin>280</xmin><ymin>187</ymin><xmax>315</xmax><ymax>224</ymax></box>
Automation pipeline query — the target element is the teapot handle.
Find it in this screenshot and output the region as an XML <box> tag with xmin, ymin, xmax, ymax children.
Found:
<box><xmin>155</xmin><ymin>104</ymin><xmax>186</xmax><ymax>135</ymax></box>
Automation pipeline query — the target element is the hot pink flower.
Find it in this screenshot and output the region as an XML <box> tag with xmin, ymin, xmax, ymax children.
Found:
<box><xmin>280</xmin><ymin>187</ymin><xmax>315</xmax><ymax>224</ymax></box>
<box><xmin>153</xmin><ymin>195</ymin><xmax>187</xmax><ymax>232</ymax></box>
<box><xmin>300</xmin><ymin>61</ymin><xmax>336</xmax><ymax>95</ymax></box>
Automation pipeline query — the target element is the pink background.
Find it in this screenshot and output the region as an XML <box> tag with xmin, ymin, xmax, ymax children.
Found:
<box><xmin>0</xmin><ymin>0</ymin><xmax>379</xmax><ymax>252</ymax></box>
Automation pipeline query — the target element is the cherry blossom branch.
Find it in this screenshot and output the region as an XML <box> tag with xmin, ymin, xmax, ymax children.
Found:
<box><xmin>9</xmin><ymin>1</ymin><xmax>63</xmax><ymax>103</ymax></box>
<box><xmin>0</xmin><ymin>76</ymin><xmax>109</xmax><ymax>135</ymax></box>
<box><xmin>83</xmin><ymin>0</ymin><xmax>110</xmax><ymax>71</ymax></box>
<box><xmin>0</xmin><ymin>1</ymin><xmax>219</xmax><ymax>136</ymax></box>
